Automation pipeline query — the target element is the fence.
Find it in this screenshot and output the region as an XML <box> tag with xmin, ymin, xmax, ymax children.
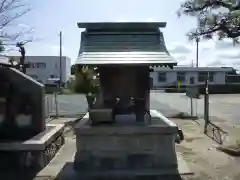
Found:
<box><xmin>44</xmin><ymin>91</ymin><xmax>201</xmax><ymax>119</ymax></box>
<box><xmin>44</xmin><ymin>93</ymin><xmax>88</xmax><ymax>118</ymax></box>
<box><xmin>150</xmin><ymin>90</ymin><xmax>200</xmax><ymax>118</ymax></box>
<box><xmin>45</xmin><ymin>94</ymin><xmax>56</xmax><ymax>118</ymax></box>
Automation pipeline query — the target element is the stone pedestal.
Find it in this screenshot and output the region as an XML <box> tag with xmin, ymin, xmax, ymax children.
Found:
<box><xmin>89</xmin><ymin>108</ymin><xmax>113</xmax><ymax>124</ymax></box>
<box><xmin>0</xmin><ymin>67</ymin><xmax>45</xmax><ymax>141</ymax></box>
<box><xmin>74</xmin><ymin>110</ymin><xmax>178</xmax><ymax>178</ymax></box>
<box><xmin>0</xmin><ymin>124</ymin><xmax>65</xmax><ymax>172</ymax></box>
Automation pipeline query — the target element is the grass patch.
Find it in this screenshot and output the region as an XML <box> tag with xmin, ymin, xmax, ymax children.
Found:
<box><xmin>217</xmin><ymin>140</ymin><xmax>240</xmax><ymax>156</ymax></box>
<box><xmin>171</xmin><ymin>112</ymin><xmax>199</xmax><ymax>120</ymax></box>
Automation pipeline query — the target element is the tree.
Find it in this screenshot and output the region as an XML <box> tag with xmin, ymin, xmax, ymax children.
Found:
<box><xmin>0</xmin><ymin>0</ymin><xmax>32</xmax><ymax>52</ymax></box>
<box><xmin>71</xmin><ymin>64</ymin><xmax>75</xmax><ymax>75</ymax></box>
<box><xmin>178</xmin><ymin>0</ymin><xmax>240</xmax><ymax>42</ymax></box>
<box><xmin>0</xmin><ymin>40</ymin><xmax>4</xmax><ymax>52</ymax></box>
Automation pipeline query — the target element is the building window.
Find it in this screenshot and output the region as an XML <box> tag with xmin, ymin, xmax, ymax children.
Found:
<box><xmin>26</xmin><ymin>62</ymin><xmax>46</xmax><ymax>69</ymax></box>
<box><xmin>190</xmin><ymin>77</ymin><xmax>195</xmax><ymax>84</ymax></box>
<box><xmin>177</xmin><ymin>72</ymin><xmax>186</xmax><ymax>82</ymax></box>
<box><xmin>36</xmin><ymin>62</ymin><xmax>46</xmax><ymax>68</ymax></box>
<box><xmin>198</xmin><ymin>72</ymin><xmax>214</xmax><ymax>82</ymax></box>
<box><xmin>49</xmin><ymin>74</ymin><xmax>57</xmax><ymax>78</ymax></box>
<box><xmin>25</xmin><ymin>63</ymin><xmax>30</xmax><ymax>68</ymax></box>
<box><xmin>158</xmin><ymin>72</ymin><xmax>166</xmax><ymax>82</ymax></box>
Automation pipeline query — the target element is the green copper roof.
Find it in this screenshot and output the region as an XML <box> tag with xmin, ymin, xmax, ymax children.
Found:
<box><xmin>77</xmin><ymin>22</ymin><xmax>167</xmax><ymax>30</ymax></box>
<box><xmin>76</xmin><ymin>22</ymin><xmax>177</xmax><ymax>67</ymax></box>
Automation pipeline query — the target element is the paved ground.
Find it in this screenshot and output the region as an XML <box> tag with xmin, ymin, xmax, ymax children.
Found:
<box><xmin>35</xmin><ymin>117</ymin><xmax>240</xmax><ymax>180</ymax></box>
<box><xmin>151</xmin><ymin>92</ymin><xmax>240</xmax><ymax>124</ymax></box>
<box><xmin>45</xmin><ymin>94</ymin><xmax>87</xmax><ymax>116</ymax></box>
<box><xmin>45</xmin><ymin>91</ymin><xmax>240</xmax><ymax>125</ymax></box>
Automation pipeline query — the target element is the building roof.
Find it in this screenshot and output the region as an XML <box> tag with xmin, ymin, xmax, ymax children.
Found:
<box><xmin>77</xmin><ymin>22</ymin><xmax>167</xmax><ymax>30</ymax></box>
<box><xmin>154</xmin><ymin>66</ymin><xmax>235</xmax><ymax>72</ymax></box>
<box><xmin>76</xmin><ymin>22</ymin><xmax>177</xmax><ymax>67</ymax></box>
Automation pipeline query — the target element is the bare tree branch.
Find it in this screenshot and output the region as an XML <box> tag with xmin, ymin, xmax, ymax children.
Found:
<box><xmin>180</xmin><ymin>0</ymin><xmax>240</xmax><ymax>15</ymax></box>
<box><xmin>0</xmin><ymin>0</ymin><xmax>8</xmax><ymax>11</ymax></box>
<box><xmin>0</xmin><ymin>0</ymin><xmax>32</xmax><ymax>52</ymax></box>
<box><xmin>178</xmin><ymin>0</ymin><xmax>240</xmax><ymax>41</ymax></box>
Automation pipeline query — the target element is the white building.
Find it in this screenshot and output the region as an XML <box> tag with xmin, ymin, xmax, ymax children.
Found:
<box><xmin>12</xmin><ymin>56</ymin><xmax>71</xmax><ymax>85</ymax></box>
<box><xmin>151</xmin><ymin>66</ymin><xmax>238</xmax><ymax>87</ymax></box>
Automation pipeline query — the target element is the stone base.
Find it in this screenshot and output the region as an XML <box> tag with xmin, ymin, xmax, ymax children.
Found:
<box><xmin>0</xmin><ymin>124</ymin><xmax>65</xmax><ymax>172</ymax></box>
<box><xmin>74</xmin><ymin>110</ymin><xmax>179</xmax><ymax>178</ymax></box>
<box><xmin>89</xmin><ymin>108</ymin><xmax>113</xmax><ymax>124</ymax></box>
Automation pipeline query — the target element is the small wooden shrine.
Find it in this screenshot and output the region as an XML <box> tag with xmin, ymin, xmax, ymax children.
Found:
<box><xmin>76</xmin><ymin>22</ymin><xmax>177</xmax><ymax>123</ymax></box>
<box><xmin>74</xmin><ymin>22</ymin><xmax>181</xmax><ymax>178</ymax></box>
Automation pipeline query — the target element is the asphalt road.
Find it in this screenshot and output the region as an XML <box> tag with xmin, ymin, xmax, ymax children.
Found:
<box><xmin>45</xmin><ymin>92</ymin><xmax>240</xmax><ymax>124</ymax></box>
<box><xmin>45</xmin><ymin>92</ymin><xmax>181</xmax><ymax>117</ymax></box>
<box><xmin>151</xmin><ymin>92</ymin><xmax>240</xmax><ymax>124</ymax></box>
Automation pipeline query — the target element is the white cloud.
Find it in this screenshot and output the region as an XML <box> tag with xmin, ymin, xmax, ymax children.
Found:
<box><xmin>146</xmin><ymin>18</ymin><xmax>156</xmax><ymax>22</ymax></box>
<box><xmin>170</xmin><ymin>53</ymin><xmax>187</xmax><ymax>62</ymax></box>
<box><xmin>116</xmin><ymin>19</ymin><xmax>128</xmax><ymax>22</ymax></box>
<box><xmin>168</xmin><ymin>39</ymin><xmax>240</xmax><ymax>70</ymax></box>
<box><xmin>215</xmin><ymin>39</ymin><xmax>240</xmax><ymax>50</ymax></box>
<box><xmin>116</xmin><ymin>18</ymin><xmax>157</xmax><ymax>22</ymax></box>
<box><xmin>168</xmin><ymin>42</ymin><xmax>193</xmax><ymax>54</ymax></box>
<box><xmin>216</xmin><ymin>50</ymin><xmax>240</xmax><ymax>59</ymax></box>
<box><xmin>18</xmin><ymin>23</ymin><xmax>30</xmax><ymax>29</ymax></box>
<box><xmin>7</xmin><ymin>43</ymin><xmax>69</xmax><ymax>57</ymax></box>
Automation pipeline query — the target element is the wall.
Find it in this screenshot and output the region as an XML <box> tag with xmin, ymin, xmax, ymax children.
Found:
<box><xmin>65</xmin><ymin>57</ymin><xmax>71</xmax><ymax>83</ymax></box>
<box><xmin>214</xmin><ymin>72</ymin><xmax>226</xmax><ymax>84</ymax></box>
<box><xmin>22</xmin><ymin>56</ymin><xmax>71</xmax><ymax>84</ymax></box>
<box><xmin>150</xmin><ymin>71</ymin><xmax>176</xmax><ymax>87</ymax></box>
<box><xmin>151</xmin><ymin>71</ymin><xmax>227</xmax><ymax>87</ymax></box>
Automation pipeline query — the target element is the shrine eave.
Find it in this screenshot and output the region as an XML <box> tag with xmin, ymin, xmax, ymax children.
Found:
<box><xmin>77</xmin><ymin>22</ymin><xmax>167</xmax><ymax>30</ymax></box>
<box><xmin>76</xmin><ymin>51</ymin><xmax>177</xmax><ymax>67</ymax></box>
<box><xmin>75</xmin><ymin>60</ymin><xmax>177</xmax><ymax>68</ymax></box>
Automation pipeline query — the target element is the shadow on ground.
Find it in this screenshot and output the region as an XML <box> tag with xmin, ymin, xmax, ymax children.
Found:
<box><xmin>205</xmin><ymin>122</ymin><xmax>228</xmax><ymax>145</ymax></box>
<box><xmin>0</xmin><ymin>170</ymin><xmax>43</xmax><ymax>180</ymax></box>
<box><xmin>51</xmin><ymin>162</ymin><xmax>184</xmax><ymax>180</ymax></box>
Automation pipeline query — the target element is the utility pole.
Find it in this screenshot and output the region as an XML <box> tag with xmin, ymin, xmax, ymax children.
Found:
<box><xmin>59</xmin><ymin>31</ymin><xmax>63</xmax><ymax>87</ymax></box>
<box><xmin>196</xmin><ymin>37</ymin><xmax>199</xmax><ymax>68</ymax></box>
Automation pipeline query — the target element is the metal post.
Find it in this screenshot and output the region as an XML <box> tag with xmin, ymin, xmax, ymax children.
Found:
<box><xmin>190</xmin><ymin>61</ymin><xmax>194</xmax><ymax>117</ymax></box>
<box><xmin>46</xmin><ymin>97</ymin><xmax>49</xmax><ymax>117</ymax></box>
<box><xmin>49</xmin><ymin>96</ymin><xmax>52</xmax><ymax>114</ymax></box>
<box><xmin>196</xmin><ymin>37</ymin><xmax>199</xmax><ymax>68</ymax></box>
<box><xmin>54</xmin><ymin>91</ymin><xmax>59</xmax><ymax>118</ymax></box>
<box><xmin>59</xmin><ymin>31</ymin><xmax>63</xmax><ymax>88</ymax></box>
<box><xmin>190</xmin><ymin>97</ymin><xmax>193</xmax><ymax>117</ymax></box>
<box><xmin>204</xmin><ymin>73</ymin><xmax>209</xmax><ymax>133</ymax></box>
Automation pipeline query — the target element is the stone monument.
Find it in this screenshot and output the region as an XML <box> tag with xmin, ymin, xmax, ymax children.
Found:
<box><xmin>73</xmin><ymin>22</ymin><xmax>179</xmax><ymax>178</ymax></box>
<box><xmin>0</xmin><ymin>59</ymin><xmax>65</xmax><ymax>173</ymax></box>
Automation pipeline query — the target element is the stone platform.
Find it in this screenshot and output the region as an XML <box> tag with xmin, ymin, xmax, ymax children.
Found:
<box><xmin>0</xmin><ymin>123</ymin><xmax>65</xmax><ymax>172</ymax></box>
<box><xmin>74</xmin><ymin>110</ymin><xmax>179</xmax><ymax>178</ymax></box>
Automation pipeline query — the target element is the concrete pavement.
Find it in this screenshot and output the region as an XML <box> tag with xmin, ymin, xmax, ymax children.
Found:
<box><xmin>45</xmin><ymin>92</ymin><xmax>240</xmax><ymax>125</ymax></box>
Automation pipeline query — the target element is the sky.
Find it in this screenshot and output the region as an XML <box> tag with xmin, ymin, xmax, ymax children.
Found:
<box><xmin>6</xmin><ymin>0</ymin><xmax>240</xmax><ymax>70</ymax></box>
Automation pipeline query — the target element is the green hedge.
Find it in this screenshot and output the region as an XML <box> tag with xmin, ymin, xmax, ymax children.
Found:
<box><xmin>198</xmin><ymin>84</ymin><xmax>240</xmax><ymax>94</ymax></box>
<box><xmin>45</xmin><ymin>84</ymin><xmax>60</xmax><ymax>94</ymax></box>
<box><xmin>163</xmin><ymin>84</ymin><xmax>240</xmax><ymax>94</ymax></box>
